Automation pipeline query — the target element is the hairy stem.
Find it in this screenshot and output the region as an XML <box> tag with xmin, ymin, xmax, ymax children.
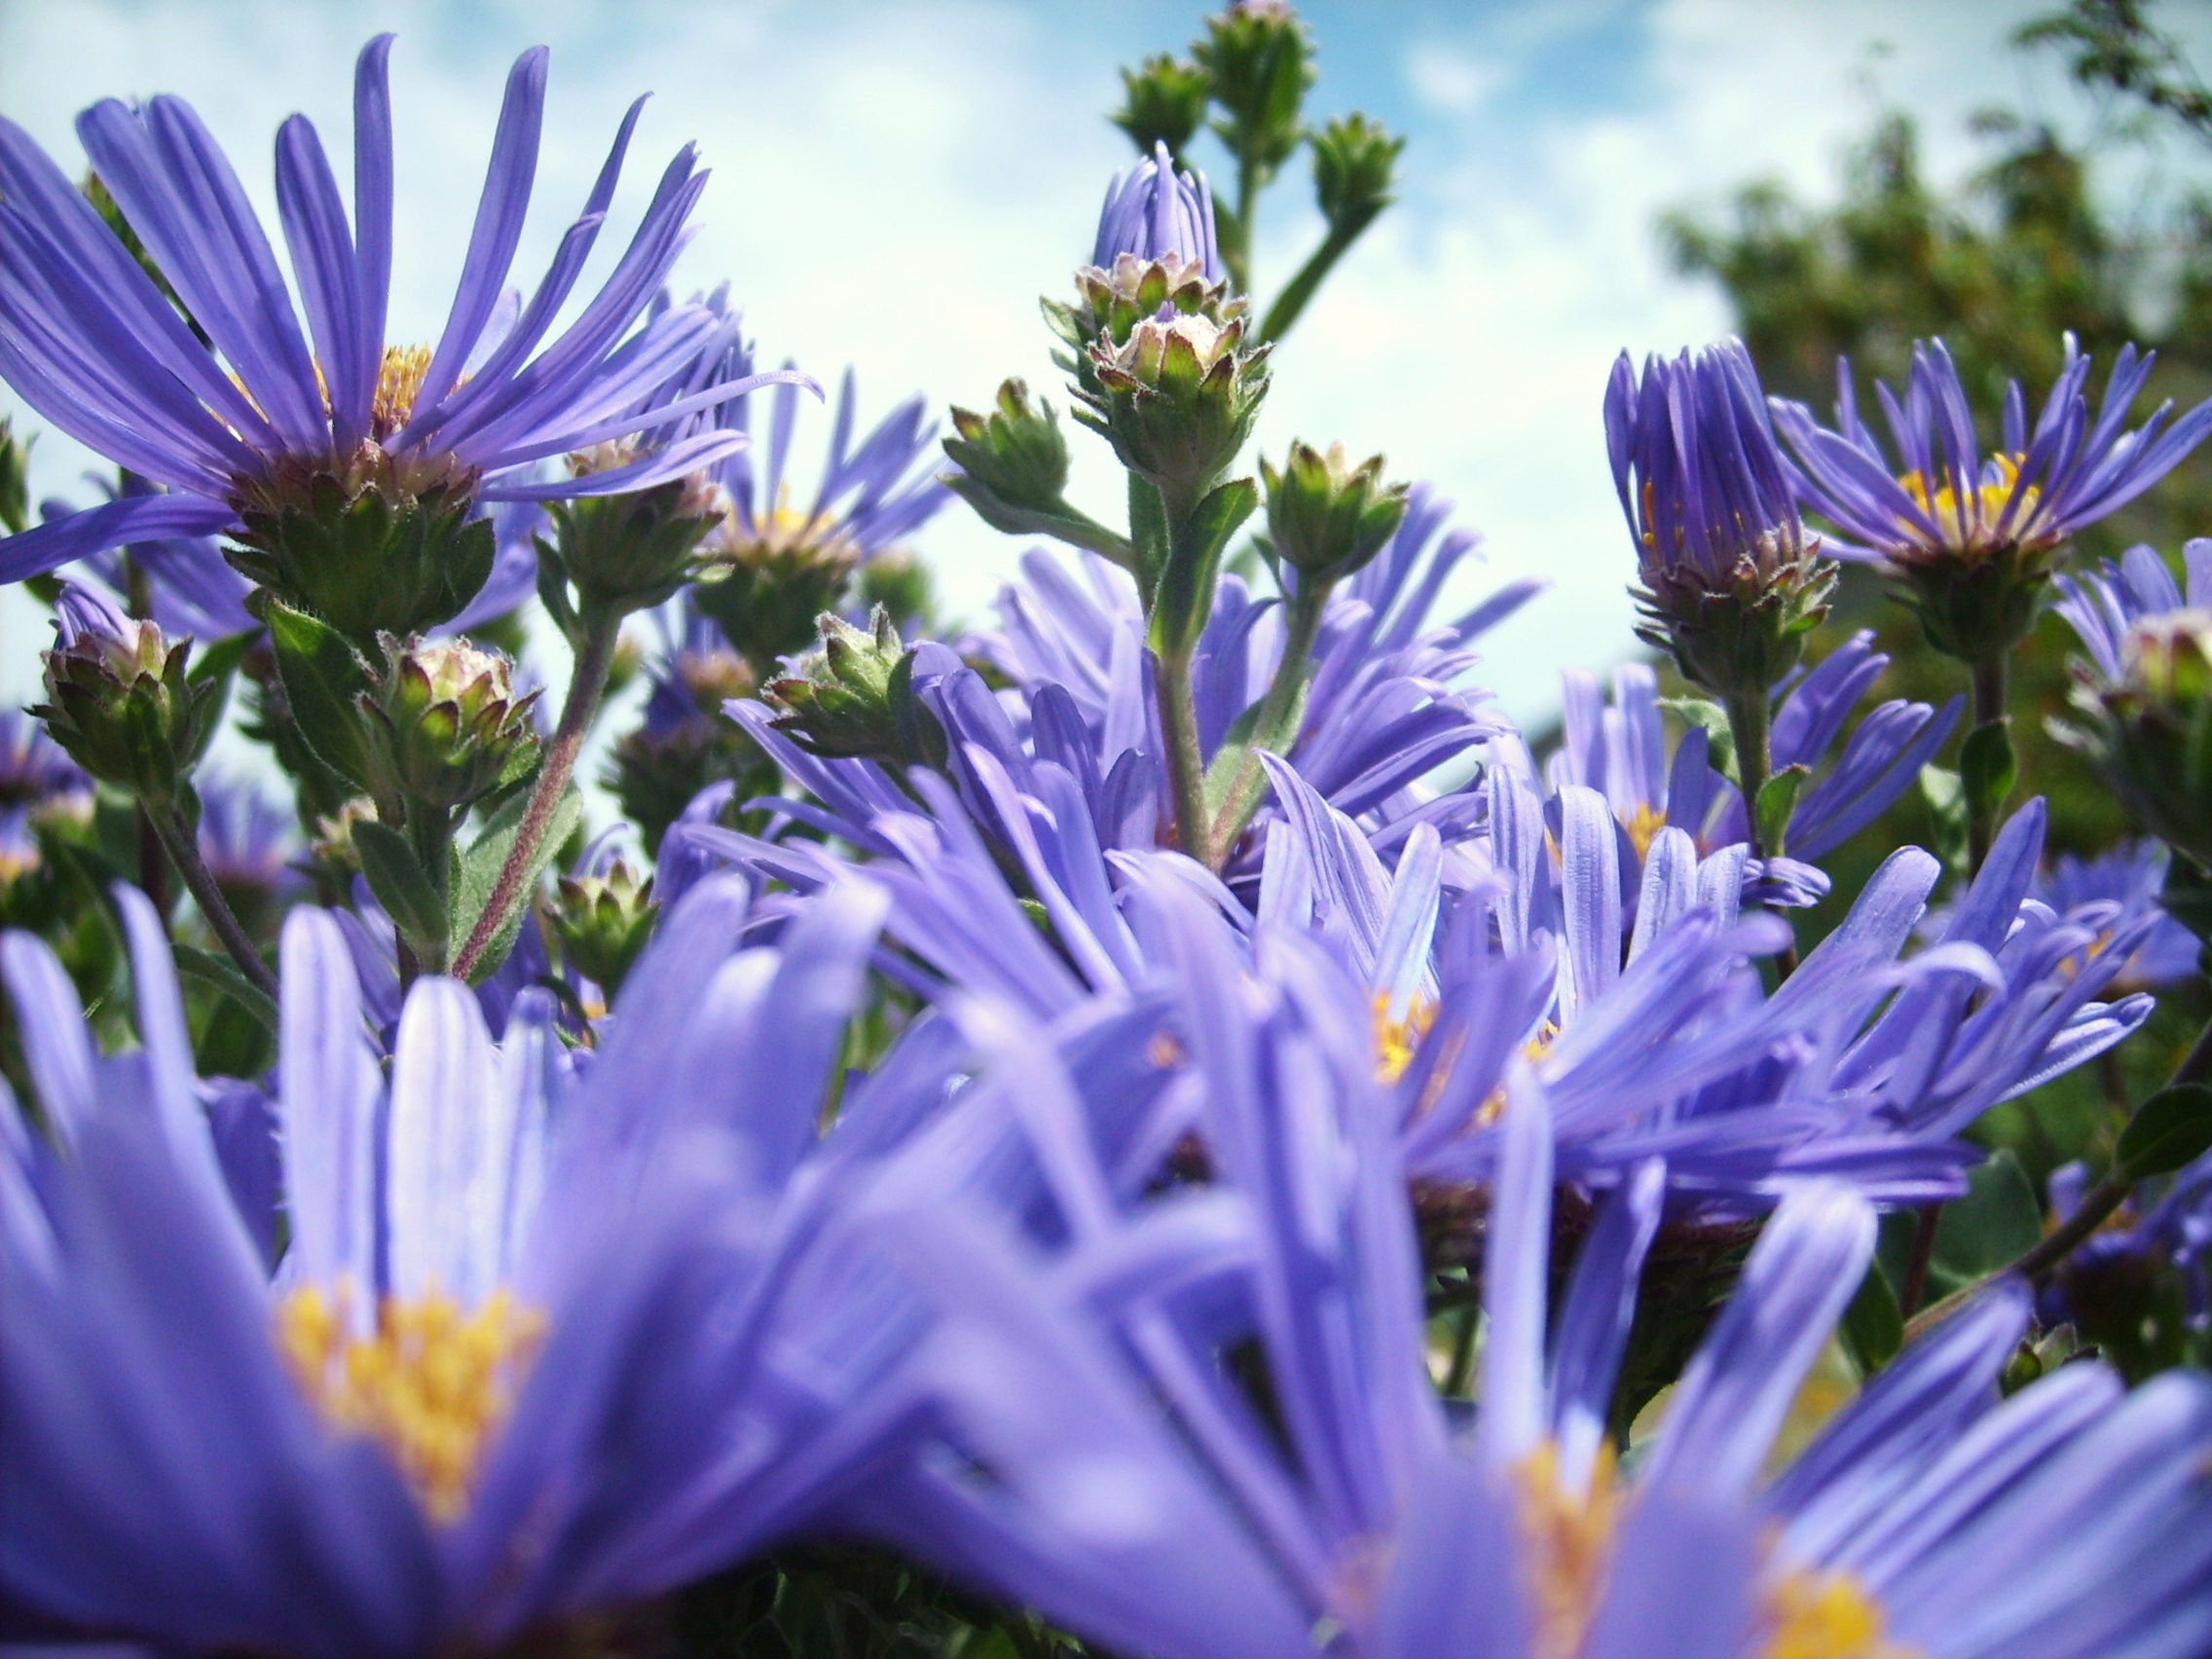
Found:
<box><xmin>1725</xmin><ymin>687</ymin><xmax>1774</xmax><ymax>859</ymax></box>
<box><xmin>454</xmin><ymin>618</ymin><xmax>617</xmax><ymax>980</ymax></box>
<box><xmin>1158</xmin><ymin>651</ymin><xmax>1214</xmax><ymax>866</ymax></box>
<box><xmin>153</xmin><ymin>808</ymin><xmax>277</xmax><ymax>999</ymax></box>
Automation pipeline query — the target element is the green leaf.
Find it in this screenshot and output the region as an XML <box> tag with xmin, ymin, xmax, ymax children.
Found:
<box><xmin>1148</xmin><ymin>476</ymin><xmax>1259</xmax><ymax>661</ymax></box>
<box><xmin>1838</xmin><ymin>1259</ymin><xmax>1903</xmax><ymax>1379</ymax></box>
<box><xmin>1933</xmin><ymin>1150</ymin><xmax>2044</xmax><ymax>1282</ymax></box>
<box><xmin>450</xmin><ymin>784</ymin><xmax>582</xmax><ymax>980</ymax></box>
<box><xmin>1919</xmin><ymin>762</ymin><xmax>1969</xmax><ymax>874</ymax></box>
<box><xmin>186</xmin><ymin>628</ymin><xmax>253</xmax><ymax>689</ymax></box>
<box><xmin>171</xmin><ymin>943</ymin><xmax>277</xmax><ymax>1033</ymax></box>
<box><xmin>354</xmin><ymin>820</ymin><xmax>448</xmax><ymax>959</ymax></box>
<box><xmin>265</xmin><ymin>599</ymin><xmax>374</xmax><ymax>789</ymax></box>
<box><xmin>1959</xmin><ymin>718</ymin><xmax>2017</xmax><ymax>828</ymax></box>
<box><xmin>1754</xmin><ymin>764</ymin><xmax>1809</xmax><ymax>857</ymax></box>
<box><xmin>2116</xmin><ymin>1083</ymin><xmax>2212</xmax><ymax>1182</ymax></box>
<box><xmin>1661</xmin><ymin>696</ymin><xmax>1736</xmax><ymax>784</ymax></box>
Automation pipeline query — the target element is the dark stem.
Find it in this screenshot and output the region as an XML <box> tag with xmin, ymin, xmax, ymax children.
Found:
<box><xmin>1204</xmin><ymin>585</ymin><xmax>1329</xmax><ymax>866</ymax></box>
<box><xmin>1966</xmin><ymin>650</ymin><xmax>2009</xmax><ymax>876</ymax></box>
<box><xmin>152</xmin><ymin>809</ymin><xmax>278</xmax><ymax>998</ymax></box>
<box><xmin>1897</xmin><ymin>1203</ymin><xmax>1942</xmax><ymax>1317</ymax></box>
<box><xmin>453</xmin><ymin>619</ymin><xmax>617</xmax><ymax>980</ymax></box>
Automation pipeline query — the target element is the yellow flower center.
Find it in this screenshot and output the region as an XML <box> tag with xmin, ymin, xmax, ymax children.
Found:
<box><xmin>1896</xmin><ymin>453</ymin><xmax>2041</xmax><ymax>553</ymax></box>
<box><xmin>1620</xmin><ymin>801</ymin><xmax>1668</xmax><ymax>861</ymax></box>
<box><xmin>1373</xmin><ymin>992</ymin><xmax>1438</xmax><ymax>1085</ymax></box>
<box><xmin>1510</xmin><ymin>1441</ymin><xmax>1917</xmax><ymax>1659</ymax></box>
<box><xmin>276</xmin><ymin>1282</ymin><xmax>545</xmax><ymax>1522</ymax></box>
<box><xmin>1761</xmin><ymin>1568</ymin><xmax>1917</xmax><ymax>1659</ymax></box>
<box><xmin>371</xmin><ymin>344</ymin><xmax>436</xmax><ymax>436</ymax></box>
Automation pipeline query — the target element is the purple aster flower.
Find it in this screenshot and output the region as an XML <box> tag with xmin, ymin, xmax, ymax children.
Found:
<box><xmin>1092</xmin><ymin>140</ymin><xmax>1221</xmax><ymax>279</ymax></box>
<box><xmin>1606</xmin><ymin>340</ymin><xmax>1834</xmax><ymax>700</ymax></box>
<box><xmin>1774</xmin><ymin>337</ymin><xmax>2212</xmax><ymax>573</ymax></box>
<box><xmin>0</xmin><ymin>706</ymin><xmax>91</xmax><ymax>878</ymax></box>
<box><xmin>2031</xmin><ymin>839</ymin><xmax>2199</xmax><ymax>992</ymax></box>
<box><xmin>2046</xmin><ymin>1146</ymin><xmax>2212</xmax><ymax>1338</ymax></box>
<box><xmin>2051</xmin><ymin>537</ymin><xmax>2212</xmax><ymax>679</ymax></box>
<box><xmin>0</xmin><ymin>36</ymin><xmax>797</xmax><ymax>585</ymax></box>
<box><xmin>0</xmin><ymin>872</ymin><xmax>1049</xmax><ymax>1650</ymax></box>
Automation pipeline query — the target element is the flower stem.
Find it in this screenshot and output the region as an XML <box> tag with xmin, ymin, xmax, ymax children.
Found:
<box><xmin>1904</xmin><ymin>1006</ymin><xmax>2212</xmax><ymax>1340</ymax></box>
<box><xmin>1725</xmin><ymin>687</ymin><xmax>1774</xmax><ymax>858</ymax></box>
<box><xmin>453</xmin><ymin>617</ymin><xmax>617</xmax><ymax>980</ymax></box>
<box><xmin>152</xmin><ymin>808</ymin><xmax>277</xmax><ymax>999</ymax></box>
<box><xmin>1966</xmin><ymin>650</ymin><xmax>2009</xmax><ymax>875</ymax></box>
<box><xmin>1258</xmin><ymin>222</ymin><xmax>1359</xmax><ymax>346</ymax></box>
<box><xmin>1204</xmin><ymin>585</ymin><xmax>1329</xmax><ymax>866</ymax></box>
<box><xmin>1158</xmin><ymin>649</ymin><xmax>1214</xmax><ymax>866</ymax></box>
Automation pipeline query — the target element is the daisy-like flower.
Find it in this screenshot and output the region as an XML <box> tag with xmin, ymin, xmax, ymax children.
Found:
<box><xmin>2031</xmin><ymin>838</ymin><xmax>2199</xmax><ymax>993</ymax></box>
<box><xmin>1771</xmin><ymin>337</ymin><xmax>2212</xmax><ymax>664</ymax></box>
<box><xmin>2045</xmin><ymin>1145</ymin><xmax>2212</xmax><ymax>1375</ymax></box>
<box><xmin>1606</xmin><ymin>340</ymin><xmax>1834</xmax><ymax>701</ymax></box>
<box><xmin>2051</xmin><ymin>537</ymin><xmax>2212</xmax><ymax>679</ymax></box>
<box><xmin>0</xmin><ymin>872</ymin><xmax>1027</xmax><ymax>1651</ymax></box>
<box><xmin>0</xmin><ymin>35</ymin><xmax>796</xmax><ymax>637</ymax></box>
<box><xmin>873</xmin><ymin>890</ymin><xmax>2212</xmax><ymax>1659</ymax></box>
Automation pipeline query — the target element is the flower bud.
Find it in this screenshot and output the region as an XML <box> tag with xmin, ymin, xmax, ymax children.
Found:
<box><xmin>1046</xmin><ymin>256</ymin><xmax>1244</xmax><ymax>406</ymax></box>
<box><xmin>2062</xmin><ymin>610</ymin><xmax>2212</xmax><ymax>868</ymax></box>
<box><xmin>540</xmin><ymin>449</ymin><xmax>725</xmax><ymax>621</ymax></box>
<box><xmin>1111</xmin><ymin>55</ymin><xmax>1212</xmax><ymax>158</ymax></box>
<box><xmin>942</xmin><ymin>380</ymin><xmax>1074</xmax><ymax>531</ymax></box>
<box><xmin>855</xmin><ymin>548</ymin><xmax>936</xmax><ymax>632</ymax></box>
<box><xmin>765</xmin><ymin>608</ymin><xmax>944</xmax><ymax>769</ymax></box>
<box><xmin>1079</xmin><ymin>312</ymin><xmax>1272</xmax><ymax>498</ymax></box>
<box><xmin>607</xmin><ymin>645</ymin><xmax>778</xmax><ymax>853</ymax></box>
<box><xmin>551</xmin><ymin>854</ymin><xmax>657</xmax><ymax>995</ymax></box>
<box><xmin>32</xmin><ymin>584</ymin><xmax>218</xmax><ymax>808</ymax></box>
<box><xmin>1195</xmin><ymin>1</ymin><xmax>1313</xmax><ymax>177</ymax></box>
<box><xmin>1091</xmin><ymin>142</ymin><xmax>1222</xmax><ymax>280</ymax></box>
<box><xmin>227</xmin><ymin>460</ymin><xmax>494</xmax><ymax>646</ymax></box>
<box><xmin>361</xmin><ymin>637</ymin><xmax>541</xmax><ymax>816</ymax></box>
<box><xmin>1310</xmin><ymin>114</ymin><xmax>1403</xmax><ymax>239</ymax></box>
<box><xmin>691</xmin><ymin>534</ymin><xmax>861</xmax><ymax>675</ymax></box>
<box><xmin>1261</xmin><ymin>441</ymin><xmax>1407</xmax><ymax>584</ymax></box>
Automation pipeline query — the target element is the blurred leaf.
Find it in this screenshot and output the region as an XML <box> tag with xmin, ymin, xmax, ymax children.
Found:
<box><xmin>1933</xmin><ymin>1150</ymin><xmax>2044</xmax><ymax>1281</ymax></box>
<box><xmin>2116</xmin><ymin>1082</ymin><xmax>2212</xmax><ymax>1181</ymax></box>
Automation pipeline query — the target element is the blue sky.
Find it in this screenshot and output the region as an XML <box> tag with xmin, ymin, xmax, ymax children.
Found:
<box><xmin>4</xmin><ymin>0</ymin><xmax>2205</xmax><ymax>721</ymax></box>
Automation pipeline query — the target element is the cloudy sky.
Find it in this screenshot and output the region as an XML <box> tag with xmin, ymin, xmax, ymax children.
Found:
<box><xmin>3</xmin><ymin>0</ymin><xmax>2202</xmax><ymax>722</ymax></box>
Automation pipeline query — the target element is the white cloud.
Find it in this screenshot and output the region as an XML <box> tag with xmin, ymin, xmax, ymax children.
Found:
<box><xmin>1404</xmin><ymin>43</ymin><xmax>1510</xmax><ymax>116</ymax></box>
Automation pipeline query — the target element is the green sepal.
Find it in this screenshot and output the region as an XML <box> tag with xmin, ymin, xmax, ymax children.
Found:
<box><xmin>1661</xmin><ymin>696</ymin><xmax>1736</xmax><ymax>785</ymax></box>
<box><xmin>264</xmin><ymin>600</ymin><xmax>377</xmax><ymax>791</ymax></box>
<box><xmin>1918</xmin><ymin>763</ymin><xmax>1970</xmax><ymax>875</ymax></box>
<box><xmin>1753</xmin><ymin>764</ymin><xmax>1808</xmax><ymax>858</ymax></box>
<box><xmin>354</xmin><ymin>819</ymin><xmax>449</xmax><ymax>962</ymax></box>
<box><xmin>1959</xmin><ymin>719</ymin><xmax>2017</xmax><ymax>832</ymax></box>
<box><xmin>2116</xmin><ymin>1084</ymin><xmax>2212</xmax><ymax>1183</ymax></box>
<box><xmin>1149</xmin><ymin>476</ymin><xmax>1258</xmax><ymax>662</ymax></box>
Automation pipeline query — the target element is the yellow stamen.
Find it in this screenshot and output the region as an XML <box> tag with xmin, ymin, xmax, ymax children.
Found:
<box><xmin>277</xmin><ymin>1282</ymin><xmax>545</xmax><ymax>1522</ymax></box>
<box><xmin>1896</xmin><ymin>452</ymin><xmax>2040</xmax><ymax>553</ymax></box>
<box><xmin>1373</xmin><ymin>992</ymin><xmax>1437</xmax><ymax>1085</ymax></box>
<box><xmin>1761</xmin><ymin>1568</ymin><xmax>1918</xmax><ymax>1659</ymax></box>
<box><xmin>1621</xmin><ymin>802</ymin><xmax>1668</xmax><ymax>861</ymax></box>
<box><xmin>1516</xmin><ymin>1440</ymin><xmax>1622</xmax><ymax>1659</ymax></box>
<box><xmin>372</xmin><ymin>344</ymin><xmax>436</xmax><ymax>435</ymax></box>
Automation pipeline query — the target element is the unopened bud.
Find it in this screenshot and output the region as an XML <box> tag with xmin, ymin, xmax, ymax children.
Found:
<box><xmin>1111</xmin><ymin>55</ymin><xmax>1212</xmax><ymax>159</ymax></box>
<box><xmin>362</xmin><ymin>637</ymin><xmax>541</xmax><ymax>815</ymax></box>
<box><xmin>32</xmin><ymin>584</ymin><xmax>217</xmax><ymax>808</ymax></box>
<box><xmin>765</xmin><ymin>608</ymin><xmax>944</xmax><ymax>769</ymax></box>
<box><xmin>551</xmin><ymin>854</ymin><xmax>657</xmax><ymax>995</ymax></box>
<box><xmin>1311</xmin><ymin>114</ymin><xmax>1403</xmax><ymax>239</ymax></box>
<box><xmin>1261</xmin><ymin>441</ymin><xmax>1407</xmax><ymax>583</ymax></box>
<box><xmin>1079</xmin><ymin>312</ymin><xmax>1272</xmax><ymax>497</ymax></box>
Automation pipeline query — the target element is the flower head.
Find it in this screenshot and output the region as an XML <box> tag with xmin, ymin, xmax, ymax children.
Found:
<box><xmin>1773</xmin><ymin>337</ymin><xmax>2212</xmax><ymax>663</ymax></box>
<box><xmin>0</xmin><ymin>37</ymin><xmax>792</xmax><ymax>637</ymax></box>
<box><xmin>1091</xmin><ymin>140</ymin><xmax>1221</xmax><ymax>280</ymax></box>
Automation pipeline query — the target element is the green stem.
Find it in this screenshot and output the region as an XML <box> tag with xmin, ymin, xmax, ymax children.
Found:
<box><xmin>1725</xmin><ymin>688</ymin><xmax>1774</xmax><ymax>859</ymax></box>
<box><xmin>1257</xmin><ymin>222</ymin><xmax>1361</xmax><ymax>345</ymax></box>
<box><xmin>1905</xmin><ymin>1006</ymin><xmax>2212</xmax><ymax>1340</ymax></box>
<box><xmin>1204</xmin><ymin>584</ymin><xmax>1329</xmax><ymax>866</ymax></box>
<box><xmin>1228</xmin><ymin>148</ymin><xmax>1262</xmax><ymax>295</ymax></box>
<box><xmin>453</xmin><ymin>617</ymin><xmax>617</xmax><ymax>980</ymax></box>
<box><xmin>407</xmin><ymin>803</ymin><xmax>456</xmax><ymax>978</ymax></box>
<box><xmin>152</xmin><ymin>808</ymin><xmax>277</xmax><ymax>999</ymax></box>
<box><xmin>1158</xmin><ymin>649</ymin><xmax>1214</xmax><ymax>866</ymax></box>
<box><xmin>1966</xmin><ymin>650</ymin><xmax>2009</xmax><ymax>876</ymax></box>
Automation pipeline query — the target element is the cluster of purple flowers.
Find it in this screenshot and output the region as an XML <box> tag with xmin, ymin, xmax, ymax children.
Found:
<box><xmin>2</xmin><ymin>19</ymin><xmax>2210</xmax><ymax>1659</ymax></box>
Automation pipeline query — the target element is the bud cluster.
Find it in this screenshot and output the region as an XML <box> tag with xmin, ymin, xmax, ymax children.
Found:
<box><xmin>1078</xmin><ymin>313</ymin><xmax>1272</xmax><ymax>499</ymax></box>
<box><xmin>32</xmin><ymin>586</ymin><xmax>218</xmax><ymax>810</ymax></box>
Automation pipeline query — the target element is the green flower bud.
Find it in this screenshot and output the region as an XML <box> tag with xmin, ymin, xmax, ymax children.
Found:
<box><xmin>1195</xmin><ymin>1</ymin><xmax>1313</xmax><ymax>176</ymax></box>
<box><xmin>540</xmin><ymin>447</ymin><xmax>725</xmax><ymax>621</ymax></box>
<box><xmin>1045</xmin><ymin>255</ymin><xmax>1243</xmax><ymax>395</ymax></box>
<box><xmin>2062</xmin><ymin>610</ymin><xmax>2212</xmax><ymax>868</ymax></box>
<box><xmin>1261</xmin><ymin>441</ymin><xmax>1407</xmax><ymax>583</ymax></box>
<box><xmin>32</xmin><ymin>586</ymin><xmax>218</xmax><ymax>809</ymax></box>
<box><xmin>690</xmin><ymin>507</ymin><xmax>863</xmax><ymax>675</ymax></box>
<box><xmin>1113</xmin><ymin>55</ymin><xmax>1212</xmax><ymax>157</ymax></box>
<box><xmin>0</xmin><ymin>418</ymin><xmax>29</xmax><ymax>536</ymax></box>
<box><xmin>1893</xmin><ymin>540</ymin><xmax>2054</xmax><ymax>671</ymax></box>
<box><xmin>301</xmin><ymin>798</ymin><xmax>377</xmax><ymax>896</ymax></box>
<box><xmin>1310</xmin><ymin>113</ymin><xmax>1403</xmax><ymax>239</ymax></box>
<box><xmin>1078</xmin><ymin>312</ymin><xmax>1272</xmax><ymax>498</ymax></box>
<box><xmin>606</xmin><ymin>647</ymin><xmax>771</xmax><ymax>853</ymax></box>
<box><xmin>942</xmin><ymin>379</ymin><xmax>1074</xmax><ymax>530</ymax></box>
<box><xmin>361</xmin><ymin>637</ymin><xmax>541</xmax><ymax>816</ymax></box>
<box><xmin>551</xmin><ymin>855</ymin><xmax>657</xmax><ymax>995</ymax></box>
<box><xmin>766</xmin><ymin>607</ymin><xmax>944</xmax><ymax>769</ymax></box>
